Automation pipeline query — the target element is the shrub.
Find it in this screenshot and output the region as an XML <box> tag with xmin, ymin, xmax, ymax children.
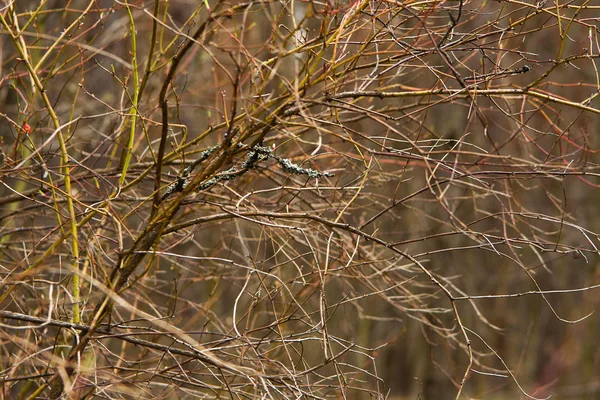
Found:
<box><xmin>1</xmin><ymin>1</ymin><xmax>599</xmax><ymax>398</ymax></box>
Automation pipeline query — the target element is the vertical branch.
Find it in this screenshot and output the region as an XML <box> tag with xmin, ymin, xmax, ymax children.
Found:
<box><xmin>118</xmin><ymin>1</ymin><xmax>141</xmax><ymax>187</ymax></box>
<box><xmin>152</xmin><ymin>9</ymin><xmax>216</xmax><ymax>217</ymax></box>
<box><xmin>0</xmin><ymin>6</ymin><xmax>81</xmax><ymax>323</ymax></box>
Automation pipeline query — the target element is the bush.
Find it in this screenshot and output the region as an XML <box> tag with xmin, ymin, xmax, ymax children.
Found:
<box><xmin>1</xmin><ymin>1</ymin><xmax>599</xmax><ymax>398</ymax></box>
